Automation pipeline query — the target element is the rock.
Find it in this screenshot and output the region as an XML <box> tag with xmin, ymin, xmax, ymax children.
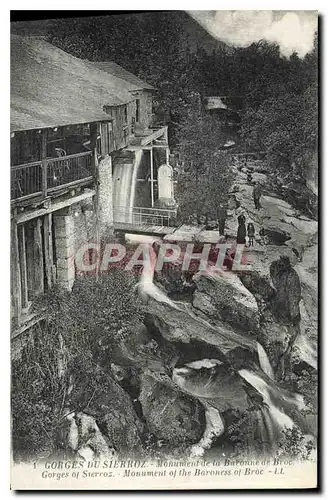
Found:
<box><xmin>239</xmin><ymin>270</ymin><xmax>275</xmax><ymax>301</ymax></box>
<box><xmin>295</xmin><ymin>245</ymin><xmax>318</xmax><ymax>318</ymax></box>
<box><xmin>257</xmin><ymin>312</ymin><xmax>292</xmax><ymax>375</ymax></box>
<box><xmin>139</xmin><ymin>371</ymin><xmax>205</xmax><ymax>445</ymax></box>
<box><xmin>270</xmin><ymin>256</ymin><xmax>302</xmax><ymax>324</ymax></box>
<box><xmin>282</xmin><ymin>216</ymin><xmax>318</xmax><ymax>236</ymax></box>
<box><xmin>110</xmin><ymin>363</ymin><xmax>130</xmax><ymax>382</ymax></box>
<box><xmin>259</xmin><ymin>227</ymin><xmax>291</xmax><ymax>246</ymax></box>
<box><xmin>75</xmin><ymin>412</ymin><xmax>115</xmax><ymax>459</ymax></box>
<box><xmin>68</xmin><ymin>368</ymin><xmax>144</xmax><ymax>453</ymax></box>
<box><xmin>144</xmin><ymin>283</ymin><xmax>261</xmax><ymax>371</ymax></box>
<box><xmin>227</xmin><ymin>194</ymin><xmax>240</xmax><ymax>210</ymax></box>
<box><xmin>192</xmin><ymin>272</ymin><xmax>259</xmax><ymax>334</ymax></box>
<box><xmin>173</xmin><ymin>360</ymin><xmax>251</xmax><ymax>412</ymax></box>
<box><xmin>289</xmin><ymin>299</ymin><xmax>317</xmax><ymax>372</ymax></box>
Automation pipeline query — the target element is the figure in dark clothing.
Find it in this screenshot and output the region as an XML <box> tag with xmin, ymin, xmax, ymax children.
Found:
<box><xmin>217</xmin><ymin>204</ymin><xmax>227</xmax><ymax>236</ymax></box>
<box><xmin>247</xmin><ymin>223</ymin><xmax>255</xmax><ymax>247</ymax></box>
<box><xmin>253</xmin><ymin>183</ymin><xmax>262</xmax><ymax>210</ymax></box>
<box><xmin>237</xmin><ymin>222</ymin><xmax>246</xmax><ymax>244</ymax></box>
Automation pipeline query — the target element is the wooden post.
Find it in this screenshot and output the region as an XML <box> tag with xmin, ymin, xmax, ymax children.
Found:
<box><xmin>90</xmin><ymin>122</ymin><xmax>99</xmax><ymax>180</ymax></box>
<box><xmin>150</xmin><ymin>147</ymin><xmax>154</xmax><ymax>207</ymax></box>
<box><xmin>41</xmin><ymin>129</ymin><xmax>48</xmax><ymax>198</ymax></box>
<box><xmin>43</xmin><ymin>214</ymin><xmax>53</xmax><ymax>289</ymax></box>
<box><xmin>25</xmin><ymin>222</ymin><xmax>34</xmax><ymax>299</ymax></box>
<box><xmin>17</xmin><ymin>225</ymin><xmax>28</xmax><ymax>309</ymax></box>
<box><xmin>33</xmin><ymin>218</ymin><xmax>44</xmax><ymax>295</ymax></box>
<box><xmin>90</xmin><ymin>122</ymin><xmax>100</xmax><ymax>280</ymax></box>
<box><xmin>11</xmin><ymin>220</ymin><xmax>22</xmax><ymax>323</ymax></box>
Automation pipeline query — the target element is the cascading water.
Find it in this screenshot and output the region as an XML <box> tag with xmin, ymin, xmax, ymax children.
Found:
<box><xmin>135</xmin><ymin>240</ymin><xmax>313</xmax><ymax>455</ymax></box>
<box><xmin>257</xmin><ymin>342</ymin><xmax>274</xmax><ymax>380</ymax></box>
<box><xmin>112</xmin><ymin>150</ymin><xmax>143</xmax><ymax>223</ymax></box>
<box><xmin>239</xmin><ymin>370</ymin><xmax>294</xmax><ymax>432</ymax></box>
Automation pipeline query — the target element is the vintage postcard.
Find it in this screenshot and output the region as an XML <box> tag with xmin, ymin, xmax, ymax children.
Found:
<box><xmin>10</xmin><ymin>10</ymin><xmax>318</xmax><ymax>490</ymax></box>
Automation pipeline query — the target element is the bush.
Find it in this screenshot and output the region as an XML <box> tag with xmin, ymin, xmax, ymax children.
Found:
<box><xmin>277</xmin><ymin>426</ymin><xmax>315</xmax><ymax>461</ymax></box>
<box><xmin>12</xmin><ymin>269</ymin><xmax>144</xmax><ymax>461</ymax></box>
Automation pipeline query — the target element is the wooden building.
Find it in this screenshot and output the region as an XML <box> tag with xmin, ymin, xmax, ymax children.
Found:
<box><xmin>89</xmin><ymin>60</ymin><xmax>173</xmax><ymax>218</ymax></box>
<box><xmin>10</xmin><ymin>35</ymin><xmax>134</xmax><ymax>339</ymax></box>
<box><xmin>11</xmin><ymin>35</ymin><xmax>174</xmax><ymax>344</ymax></box>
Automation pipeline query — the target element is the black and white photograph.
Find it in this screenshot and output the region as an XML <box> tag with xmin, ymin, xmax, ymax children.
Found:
<box><xmin>9</xmin><ymin>9</ymin><xmax>318</xmax><ymax>490</ymax></box>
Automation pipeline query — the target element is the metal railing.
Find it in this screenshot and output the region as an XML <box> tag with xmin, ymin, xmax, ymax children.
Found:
<box><xmin>11</xmin><ymin>151</ymin><xmax>93</xmax><ymax>201</ymax></box>
<box><xmin>113</xmin><ymin>205</ymin><xmax>176</xmax><ymax>227</ymax></box>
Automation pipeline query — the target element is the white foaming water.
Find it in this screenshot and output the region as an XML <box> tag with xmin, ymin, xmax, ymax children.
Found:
<box><xmin>113</xmin><ymin>150</ymin><xmax>143</xmax><ymax>223</ymax></box>
<box><xmin>257</xmin><ymin>342</ymin><xmax>274</xmax><ymax>380</ymax></box>
<box><xmin>239</xmin><ymin>369</ymin><xmax>294</xmax><ymax>430</ymax></box>
<box><xmin>191</xmin><ymin>404</ymin><xmax>224</xmax><ymax>457</ymax></box>
<box><xmin>296</xmin><ymin>334</ymin><xmax>317</xmax><ymax>371</ymax></box>
<box><xmin>138</xmin><ymin>242</ymin><xmax>182</xmax><ymax>309</ymax></box>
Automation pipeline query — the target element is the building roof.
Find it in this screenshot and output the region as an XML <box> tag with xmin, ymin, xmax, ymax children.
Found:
<box><xmin>11</xmin><ymin>36</ymin><xmax>134</xmax><ymax>132</ymax></box>
<box><xmin>91</xmin><ymin>61</ymin><xmax>155</xmax><ymax>91</ymax></box>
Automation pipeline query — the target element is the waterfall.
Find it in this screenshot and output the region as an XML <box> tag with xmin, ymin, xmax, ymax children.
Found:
<box><xmin>135</xmin><ymin>241</ymin><xmax>313</xmax><ymax>454</ymax></box>
<box><xmin>239</xmin><ymin>369</ymin><xmax>295</xmax><ymax>432</ymax></box>
<box><xmin>129</xmin><ymin>150</ymin><xmax>143</xmax><ymax>220</ymax></box>
<box><xmin>112</xmin><ymin>150</ymin><xmax>143</xmax><ymax>223</ymax></box>
<box><xmin>257</xmin><ymin>342</ymin><xmax>274</xmax><ymax>380</ymax></box>
<box><xmin>138</xmin><ymin>241</ymin><xmax>181</xmax><ymax>309</ymax></box>
<box><xmin>191</xmin><ymin>404</ymin><xmax>225</xmax><ymax>457</ymax></box>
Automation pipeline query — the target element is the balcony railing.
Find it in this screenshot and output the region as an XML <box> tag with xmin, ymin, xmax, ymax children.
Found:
<box><xmin>11</xmin><ymin>151</ymin><xmax>94</xmax><ymax>202</ymax></box>
<box><xmin>113</xmin><ymin>205</ymin><xmax>177</xmax><ymax>227</ymax></box>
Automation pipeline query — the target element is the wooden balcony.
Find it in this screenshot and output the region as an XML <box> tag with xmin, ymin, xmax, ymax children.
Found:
<box><xmin>11</xmin><ymin>151</ymin><xmax>94</xmax><ymax>203</ymax></box>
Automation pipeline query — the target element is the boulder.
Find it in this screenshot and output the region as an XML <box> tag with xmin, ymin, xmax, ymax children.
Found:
<box><xmin>68</xmin><ymin>368</ymin><xmax>144</xmax><ymax>453</ymax></box>
<box><xmin>270</xmin><ymin>257</ymin><xmax>302</xmax><ymax>324</ymax></box>
<box><xmin>192</xmin><ymin>272</ymin><xmax>259</xmax><ymax>334</ymax></box>
<box><xmin>144</xmin><ymin>282</ymin><xmax>260</xmax><ymax>369</ymax></box>
<box><xmin>75</xmin><ymin>412</ymin><xmax>115</xmax><ymax>459</ymax></box>
<box><xmin>139</xmin><ymin>371</ymin><xmax>205</xmax><ymax>445</ymax></box>
<box><xmin>172</xmin><ymin>360</ymin><xmax>251</xmax><ymax>412</ymax></box>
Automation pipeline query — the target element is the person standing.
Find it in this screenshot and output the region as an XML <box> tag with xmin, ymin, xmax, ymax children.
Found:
<box><xmin>237</xmin><ymin>219</ymin><xmax>246</xmax><ymax>244</ymax></box>
<box><xmin>247</xmin><ymin>222</ymin><xmax>255</xmax><ymax>247</ymax></box>
<box><xmin>253</xmin><ymin>182</ymin><xmax>262</xmax><ymax>210</ymax></box>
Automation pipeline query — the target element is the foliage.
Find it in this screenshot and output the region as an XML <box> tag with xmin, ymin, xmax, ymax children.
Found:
<box><xmin>216</xmin><ymin>407</ymin><xmax>265</xmax><ymax>458</ymax></box>
<box><xmin>175</xmin><ymin>110</ymin><xmax>234</xmax><ymax>222</ymax></box>
<box><xmin>283</xmin><ymin>368</ymin><xmax>318</xmax><ymax>414</ymax></box>
<box><xmin>36</xmin><ymin>269</ymin><xmax>143</xmax><ymax>353</ymax></box>
<box><xmin>240</xmin><ymin>83</ymin><xmax>318</xmax><ymax>174</ymax></box>
<box><xmin>277</xmin><ymin>426</ymin><xmax>315</xmax><ymax>461</ymax></box>
<box><xmin>12</xmin><ymin>270</ymin><xmax>144</xmax><ymax>461</ymax></box>
<box><xmin>44</xmin><ymin>14</ymin><xmax>318</xmax><ymax>217</ymax></box>
<box><xmin>11</xmin><ymin>323</ymin><xmax>67</xmax><ymax>461</ymax></box>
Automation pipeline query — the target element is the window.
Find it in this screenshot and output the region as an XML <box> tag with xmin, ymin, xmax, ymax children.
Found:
<box><xmin>124</xmin><ymin>105</ymin><xmax>128</xmax><ymax>123</ymax></box>
<box><xmin>136</xmin><ymin>99</ymin><xmax>140</xmax><ymax>123</ymax></box>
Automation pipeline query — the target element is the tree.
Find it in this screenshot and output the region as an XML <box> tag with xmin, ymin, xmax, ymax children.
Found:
<box><xmin>175</xmin><ymin>109</ymin><xmax>234</xmax><ymax>222</ymax></box>
<box><xmin>240</xmin><ymin>83</ymin><xmax>317</xmax><ymax>176</ymax></box>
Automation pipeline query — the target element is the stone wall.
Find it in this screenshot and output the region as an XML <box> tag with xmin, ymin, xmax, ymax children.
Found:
<box><xmin>98</xmin><ymin>155</ymin><xmax>114</xmax><ymax>240</ymax></box>
<box><xmin>53</xmin><ymin>214</ymin><xmax>76</xmax><ymax>291</ymax></box>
